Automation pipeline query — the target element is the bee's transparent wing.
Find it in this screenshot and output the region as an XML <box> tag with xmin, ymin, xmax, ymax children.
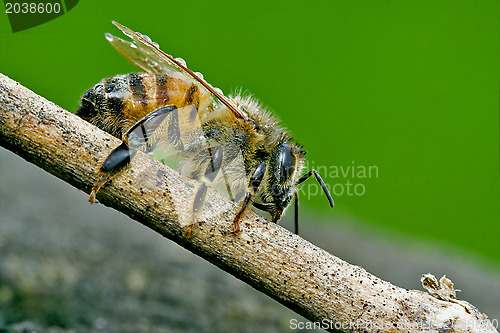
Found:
<box><xmin>126</xmin><ymin>105</ymin><xmax>205</xmax><ymax>156</ymax></box>
<box><xmin>106</xmin><ymin>21</ymin><xmax>246</xmax><ymax>119</ymax></box>
<box><xmin>181</xmin><ymin>140</ymin><xmax>247</xmax><ymax>202</ymax></box>
<box><xmin>127</xmin><ymin>105</ymin><xmax>247</xmax><ymax>227</ymax></box>
<box><xmin>105</xmin><ymin>23</ymin><xmax>184</xmax><ymax>77</ymax></box>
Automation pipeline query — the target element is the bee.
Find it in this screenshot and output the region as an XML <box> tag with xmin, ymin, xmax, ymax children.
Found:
<box><xmin>77</xmin><ymin>21</ymin><xmax>334</xmax><ymax>235</ymax></box>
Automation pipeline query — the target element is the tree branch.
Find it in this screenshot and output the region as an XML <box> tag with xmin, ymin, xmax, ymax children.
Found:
<box><xmin>0</xmin><ymin>73</ymin><xmax>496</xmax><ymax>333</ymax></box>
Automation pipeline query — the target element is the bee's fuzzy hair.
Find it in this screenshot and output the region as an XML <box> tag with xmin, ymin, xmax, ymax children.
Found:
<box><xmin>230</xmin><ymin>90</ymin><xmax>294</xmax><ymax>144</ymax></box>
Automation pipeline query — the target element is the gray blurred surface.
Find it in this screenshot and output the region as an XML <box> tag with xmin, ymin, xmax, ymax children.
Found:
<box><xmin>0</xmin><ymin>148</ymin><xmax>499</xmax><ymax>332</ymax></box>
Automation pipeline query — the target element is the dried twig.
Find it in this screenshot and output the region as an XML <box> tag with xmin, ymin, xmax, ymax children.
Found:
<box><xmin>0</xmin><ymin>73</ymin><xmax>496</xmax><ymax>333</ymax></box>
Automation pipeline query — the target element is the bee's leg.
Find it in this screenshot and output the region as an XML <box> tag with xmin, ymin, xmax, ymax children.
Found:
<box><xmin>231</xmin><ymin>161</ymin><xmax>266</xmax><ymax>234</ymax></box>
<box><xmin>90</xmin><ymin>105</ymin><xmax>177</xmax><ymax>203</ymax></box>
<box><xmin>126</xmin><ymin>105</ymin><xmax>178</xmax><ymax>150</ymax></box>
<box><xmin>221</xmin><ymin>168</ymin><xmax>234</xmax><ymax>201</ymax></box>
<box><xmin>183</xmin><ymin>146</ymin><xmax>223</xmax><ymax>237</ymax></box>
<box><xmin>297</xmin><ymin>169</ymin><xmax>335</xmax><ymax>208</ymax></box>
<box><xmin>89</xmin><ymin>142</ymin><xmax>135</xmax><ymax>203</ymax></box>
<box><xmin>183</xmin><ymin>182</ymin><xmax>208</xmax><ymax>238</ymax></box>
<box><xmin>232</xmin><ymin>193</ymin><xmax>251</xmax><ymax>234</ymax></box>
<box><xmin>294</xmin><ymin>192</ymin><xmax>299</xmax><ymax>235</ymax></box>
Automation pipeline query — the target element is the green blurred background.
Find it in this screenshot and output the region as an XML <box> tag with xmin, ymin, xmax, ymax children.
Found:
<box><xmin>1</xmin><ymin>0</ymin><xmax>498</xmax><ymax>265</ymax></box>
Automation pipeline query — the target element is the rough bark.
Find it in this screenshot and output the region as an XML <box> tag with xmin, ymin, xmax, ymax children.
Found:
<box><xmin>0</xmin><ymin>73</ymin><xmax>496</xmax><ymax>333</ymax></box>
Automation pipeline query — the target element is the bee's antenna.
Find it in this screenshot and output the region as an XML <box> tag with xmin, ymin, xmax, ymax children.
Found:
<box><xmin>296</xmin><ymin>169</ymin><xmax>334</xmax><ymax>207</ymax></box>
<box><xmin>294</xmin><ymin>192</ymin><xmax>299</xmax><ymax>234</ymax></box>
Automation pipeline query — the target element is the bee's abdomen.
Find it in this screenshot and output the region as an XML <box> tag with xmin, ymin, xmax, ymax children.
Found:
<box><xmin>77</xmin><ymin>73</ymin><xmax>202</xmax><ymax>138</ymax></box>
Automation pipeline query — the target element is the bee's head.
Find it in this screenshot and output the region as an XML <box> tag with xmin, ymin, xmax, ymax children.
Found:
<box><xmin>265</xmin><ymin>142</ymin><xmax>306</xmax><ymax>221</ymax></box>
<box><xmin>76</xmin><ymin>87</ymin><xmax>98</xmax><ymax>121</ymax></box>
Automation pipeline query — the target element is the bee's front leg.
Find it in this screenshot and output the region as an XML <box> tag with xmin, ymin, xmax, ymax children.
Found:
<box><xmin>231</xmin><ymin>161</ymin><xmax>266</xmax><ymax>234</ymax></box>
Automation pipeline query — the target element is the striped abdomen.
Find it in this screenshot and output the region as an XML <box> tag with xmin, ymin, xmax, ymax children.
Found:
<box><xmin>77</xmin><ymin>73</ymin><xmax>210</xmax><ymax>138</ymax></box>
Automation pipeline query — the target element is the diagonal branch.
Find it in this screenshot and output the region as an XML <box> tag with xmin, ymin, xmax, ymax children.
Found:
<box><xmin>0</xmin><ymin>73</ymin><xmax>496</xmax><ymax>333</ymax></box>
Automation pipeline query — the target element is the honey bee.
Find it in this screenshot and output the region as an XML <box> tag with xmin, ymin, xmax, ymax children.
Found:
<box><xmin>77</xmin><ymin>21</ymin><xmax>334</xmax><ymax>235</ymax></box>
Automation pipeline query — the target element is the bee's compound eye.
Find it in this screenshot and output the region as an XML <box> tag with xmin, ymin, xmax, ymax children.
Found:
<box><xmin>279</xmin><ymin>144</ymin><xmax>296</xmax><ymax>183</ymax></box>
